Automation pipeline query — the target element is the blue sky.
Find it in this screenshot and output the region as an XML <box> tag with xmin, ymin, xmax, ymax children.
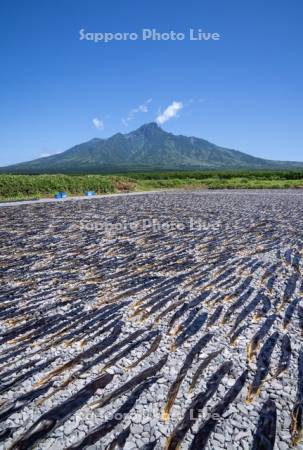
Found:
<box><xmin>0</xmin><ymin>0</ymin><xmax>302</xmax><ymax>165</ymax></box>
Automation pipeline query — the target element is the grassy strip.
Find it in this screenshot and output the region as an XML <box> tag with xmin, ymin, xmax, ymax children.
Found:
<box><xmin>0</xmin><ymin>175</ymin><xmax>136</xmax><ymax>201</ymax></box>
<box><xmin>1</xmin><ymin>173</ymin><xmax>303</xmax><ymax>201</ymax></box>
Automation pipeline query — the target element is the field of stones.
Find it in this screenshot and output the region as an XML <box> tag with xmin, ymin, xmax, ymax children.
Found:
<box><xmin>1</xmin><ymin>190</ymin><xmax>303</xmax><ymax>450</ymax></box>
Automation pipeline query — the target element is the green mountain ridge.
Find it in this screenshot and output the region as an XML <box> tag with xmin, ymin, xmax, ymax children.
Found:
<box><xmin>1</xmin><ymin>122</ymin><xmax>302</xmax><ymax>173</ymax></box>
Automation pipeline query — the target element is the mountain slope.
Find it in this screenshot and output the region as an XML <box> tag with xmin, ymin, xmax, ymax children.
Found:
<box><xmin>1</xmin><ymin>122</ymin><xmax>302</xmax><ymax>173</ymax></box>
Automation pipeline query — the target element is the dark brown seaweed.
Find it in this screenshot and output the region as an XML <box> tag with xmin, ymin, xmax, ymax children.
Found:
<box><xmin>105</xmin><ymin>426</ymin><xmax>130</xmax><ymax>450</ymax></box>
<box><xmin>298</xmin><ymin>305</ymin><xmax>303</xmax><ymax>336</ymax></box>
<box><xmin>0</xmin><ymin>357</ymin><xmax>57</xmax><ymax>395</ymax></box>
<box><xmin>189</xmin><ymin>349</ymin><xmax>223</xmax><ymax>392</ymax></box>
<box><xmin>206</xmin><ymin>305</ymin><xmax>223</xmax><ymax>329</ymax></box>
<box><xmin>67</xmin><ymin>377</ymin><xmax>157</xmax><ymax>450</ymax></box>
<box><xmin>126</xmin><ymin>334</ymin><xmax>162</xmax><ymax>370</ymax></box>
<box><xmin>189</xmin><ymin>369</ymin><xmax>248</xmax><ymax>449</ymax></box>
<box><xmin>247</xmin><ymin>314</ymin><xmax>277</xmax><ymax>363</ymax></box>
<box><xmin>283</xmin><ymin>298</ymin><xmax>300</xmax><ymax>329</ymax></box>
<box><xmin>251</xmin><ymin>399</ymin><xmax>277</xmax><ymax>450</ymax></box>
<box><xmin>139</xmin><ymin>441</ymin><xmax>157</xmax><ymax>450</ymax></box>
<box><xmin>254</xmin><ymin>293</ymin><xmax>271</xmax><ymax>320</ymax></box>
<box><xmin>0</xmin><ymin>383</ymin><xmax>53</xmax><ymax>423</ymax></box>
<box><xmin>175</xmin><ymin>312</ymin><xmax>208</xmax><ymax>348</ymax></box>
<box><xmin>0</xmin><ymin>428</ymin><xmax>13</xmax><ymax>442</ymax></box>
<box><xmin>222</xmin><ymin>288</ymin><xmax>254</xmax><ymax>324</ymax></box>
<box><xmin>275</xmin><ymin>334</ymin><xmax>291</xmax><ymax>378</ymax></box>
<box><xmin>101</xmin><ymin>330</ymin><xmax>158</xmax><ymax>371</ymax></box>
<box><xmin>35</xmin><ymin>324</ymin><xmax>122</xmax><ymax>387</ymax></box>
<box><xmin>230</xmin><ymin>325</ymin><xmax>247</xmax><ymax>346</ymax></box>
<box><xmin>247</xmin><ymin>331</ymin><xmax>279</xmax><ymax>403</ymax></box>
<box><xmin>9</xmin><ymin>373</ymin><xmax>113</xmax><ymax>450</ymax></box>
<box><xmin>168</xmin><ymin>303</ymin><xmax>189</xmax><ymax>331</ymax></box>
<box><xmin>91</xmin><ymin>355</ymin><xmax>167</xmax><ymax>410</ymax></box>
<box><xmin>162</xmin><ymin>333</ymin><xmax>213</xmax><ymax>421</ymax></box>
<box><xmin>165</xmin><ymin>361</ymin><xmax>232</xmax><ymax>450</ymax></box>
<box><xmin>230</xmin><ymin>292</ymin><xmax>263</xmax><ymax>335</ymax></box>
<box><xmin>291</xmin><ymin>350</ymin><xmax>303</xmax><ymax>446</ymax></box>
<box><xmin>282</xmin><ymin>273</ymin><xmax>299</xmax><ymax>305</ymax></box>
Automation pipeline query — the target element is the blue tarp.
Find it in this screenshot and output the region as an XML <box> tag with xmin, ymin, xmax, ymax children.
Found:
<box><xmin>54</xmin><ymin>191</ymin><xmax>68</xmax><ymax>199</ymax></box>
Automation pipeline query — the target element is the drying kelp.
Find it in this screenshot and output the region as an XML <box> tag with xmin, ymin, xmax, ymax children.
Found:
<box><xmin>163</xmin><ymin>333</ymin><xmax>213</xmax><ymax>421</ymax></box>
<box><xmin>291</xmin><ymin>350</ymin><xmax>303</xmax><ymax>446</ymax></box>
<box><xmin>229</xmin><ymin>292</ymin><xmax>263</xmax><ymax>336</ymax></box>
<box><xmin>266</xmin><ymin>275</ymin><xmax>277</xmax><ymax>292</ymax></box>
<box><xmin>262</xmin><ymin>264</ymin><xmax>278</xmax><ymax>281</ymax></box>
<box><xmin>105</xmin><ymin>426</ymin><xmax>130</xmax><ymax>450</ymax></box>
<box><xmin>283</xmin><ymin>298</ymin><xmax>300</xmax><ymax>329</ymax></box>
<box><xmin>35</xmin><ymin>324</ymin><xmax>123</xmax><ymax>387</ymax></box>
<box><xmin>175</xmin><ymin>312</ymin><xmax>208</xmax><ymax>348</ymax></box>
<box><xmin>0</xmin><ymin>428</ymin><xmax>13</xmax><ymax>442</ymax></box>
<box><xmin>282</xmin><ymin>273</ymin><xmax>299</xmax><ymax>305</ymax></box>
<box><xmin>230</xmin><ymin>325</ymin><xmax>247</xmax><ymax>345</ymax></box>
<box><xmin>67</xmin><ymin>377</ymin><xmax>157</xmax><ymax>450</ymax></box>
<box><xmin>189</xmin><ymin>349</ymin><xmax>223</xmax><ymax>392</ymax></box>
<box><xmin>155</xmin><ymin>299</ymin><xmax>184</xmax><ymax>323</ymax></box>
<box><xmin>284</xmin><ymin>249</ymin><xmax>293</xmax><ymax>265</ymax></box>
<box><xmin>254</xmin><ymin>293</ymin><xmax>271</xmax><ymax>321</ymax></box>
<box><xmin>9</xmin><ymin>373</ymin><xmax>113</xmax><ymax>450</ymax></box>
<box><xmin>292</xmin><ymin>251</ymin><xmax>301</xmax><ymax>272</ymax></box>
<box><xmin>222</xmin><ymin>288</ymin><xmax>254</xmax><ymax>324</ymax></box>
<box><xmin>178</xmin><ymin>308</ymin><xmax>199</xmax><ymax>331</ymax></box>
<box><xmin>298</xmin><ymin>305</ymin><xmax>303</xmax><ymax>336</ymax></box>
<box><xmin>275</xmin><ymin>334</ymin><xmax>291</xmax><ymax>378</ymax></box>
<box><xmin>187</xmin><ymin>291</ymin><xmax>211</xmax><ymax>309</ymax></box>
<box><xmin>168</xmin><ymin>303</ymin><xmax>190</xmax><ymax>332</ymax></box>
<box><xmin>126</xmin><ymin>334</ymin><xmax>162</xmax><ymax>369</ymax></box>
<box><xmin>251</xmin><ymin>399</ymin><xmax>277</xmax><ymax>450</ymax></box>
<box><xmin>247</xmin><ymin>332</ymin><xmax>280</xmax><ymax>403</ymax></box>
<box><xmin>1</xmin><ymin>189</ymin><xmax>303</xmax><ymax>449</ymax></box>
<box><xmin>91</xmin><ymin>355</ymin><xmax>167</xmax><ymax>410</ymax></box>
<box><xmin>0</xmin><ymin>356</ymin><xmax>57</xmax><ymax>395</ymax></box>
<box><xmin>139</xmin><ymin>441</ymin><xmax>157</xmax><ymax>450</ymax></box>
<box><xmin>165</xmin><ymin>361</ymin><xmax>232</xmax><ymax>450</ymax></box>
<box><xmin>247</xmin><ymin>315</ymin><xmax>277</xmax><ymax>363</ymax></box>
<box><xmin>101</xmin><ymin>330</ymin><xmax>159</xmax><ymax>371</ymax></box>
<box><xmin>40</xmin><ymin>327</ymin><xmax>152</xmax><ymax>402</ymax></box>
<box><xmin>206</xmin><ymin>305</ymin><xmax>223</xmax><ymax>329</ymax></box>
<box><xmin>189</xmin><ymin>369</ymin><xmax>248</xmax><ymax>449</ymax></box>
<box><xmin>0</xmin><ymin>382</ymin><xmax>53</xmax><ymax>423</ymax></box>
<box><xmin>226</xmin><ymin>276</ymin><xmax>253</xmax><ymax>301</ymax></box>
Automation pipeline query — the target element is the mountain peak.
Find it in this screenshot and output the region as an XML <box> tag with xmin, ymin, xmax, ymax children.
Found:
<box><xmin>139</xmin><ymin>121</ymin><xmax>160</xmax><ymax>129</ymax></box>
<box><xmin>1</xmin><ymin>123</ymin><xmax>302</xmax><ymax>173</ymax></box>
<box><xmin>136</xmin><ymin>122</ymin><xmax>162</xmax><ymax>133</ymax></box>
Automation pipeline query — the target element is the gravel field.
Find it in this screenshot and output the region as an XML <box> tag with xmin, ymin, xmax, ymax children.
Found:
<box><xmin>1</xmin><ymin>189</ymin><xmax>303</xmax><ymax>450</ymax></box>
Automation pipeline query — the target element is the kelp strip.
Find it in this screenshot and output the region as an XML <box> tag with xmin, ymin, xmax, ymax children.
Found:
<box><xmin>251</xmin><ymin>399</ymin><xmax>277</xmax><ymax>450</ymax></box>
<box><xmin>9</xmin><ymin>373</ymin><xmax>113</xmax><ymax>450</ymax></box>
<box><xmin>67</xmin><ymin>377</ymin><xmax>157</xmax><ymax>450</ymax></box>
<box><xmin>162</xmin><ymin>333</ymin><xmax>213</xmax><ymax>421</ymax></box>
<box><xmin>189</xmin><ymin>369</ymin><xmax>248</xmax><ymax>449</ymax></box>
<box><xmin>247</xmin><ymin>332</ymin><xmax>279</xmax><ymax>403</ymax></box>
<box><xmin>165</xmin><ymin>361</ymin><xmax>232</xmax><ymax>450</ymax></box>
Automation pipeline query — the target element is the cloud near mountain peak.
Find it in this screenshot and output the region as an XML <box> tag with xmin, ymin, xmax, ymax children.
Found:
<box><xmin>156</xmin><ymin>101</ymin><xmax>183</xmax><ymax>125</ymax></box>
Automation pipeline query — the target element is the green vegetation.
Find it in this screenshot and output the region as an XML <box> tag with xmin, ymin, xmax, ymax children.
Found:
<box><xmin>0</xmin><ymin>175</ymin><xmax>135</xmax><ymax>201</ymax></box>
<box><xmin>1</xmin><ymin>171</ymin><xmax>303</xmax><ymax>201</ymax></box>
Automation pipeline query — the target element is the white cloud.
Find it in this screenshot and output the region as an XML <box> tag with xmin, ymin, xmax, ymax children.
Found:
<box><xmin>40</xmin><ymin>153</ymin><xmax>51</xmax><ymax>158</ymax></box>
<box><xmin>156</xmin><ymin>101</ymin><xmax>183</xmax><ymax>125</ymax></box>
<box><xmin>92</xmin><ymin>117</ymin><xmax>104</xmax><ymax>130</ymax></box>
<box><xmin>121</xmin><ymin>118</ymin><xmax>128</xmax><ymax>128</ymax></box>
<box><xmin>122</xmin><ymin>98</ymin><xmax>152</xmax><ymax>127</ymax></box>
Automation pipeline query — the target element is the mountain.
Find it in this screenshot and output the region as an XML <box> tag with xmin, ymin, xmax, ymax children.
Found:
<box><xmin>1</xmin><ymin>122</ymin><xmax>302</xmax><ymax>173</ymax></box>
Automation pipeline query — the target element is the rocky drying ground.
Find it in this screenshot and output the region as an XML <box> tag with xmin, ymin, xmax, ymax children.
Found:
<box><xmin>1</xmin><ymin>190</ymin><xmax>303</xmax><ymax>450</ymax></box>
